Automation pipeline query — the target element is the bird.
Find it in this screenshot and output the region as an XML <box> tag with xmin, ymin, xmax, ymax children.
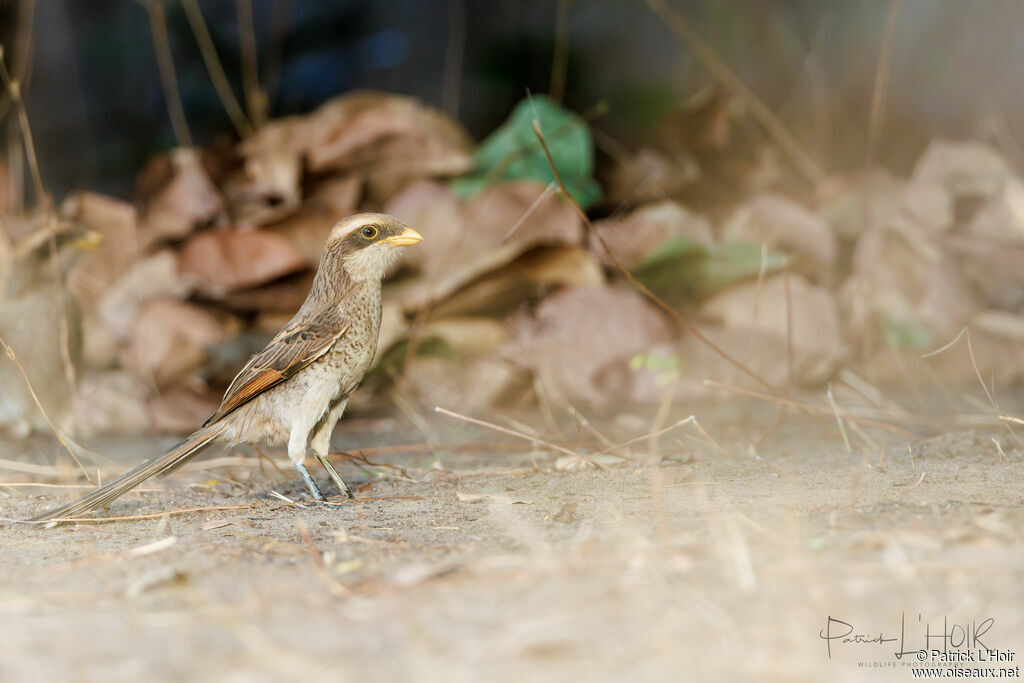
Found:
<box><xmin>29</xmin><ymin>213</ymin><xmax>422</xmax><ymax>523</ymax></box>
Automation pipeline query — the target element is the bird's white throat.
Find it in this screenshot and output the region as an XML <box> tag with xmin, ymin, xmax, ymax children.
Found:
<box><xmin>344</xmin><ymin>244</ymin><xmax>405</xmax><ymax>281</ymax></box>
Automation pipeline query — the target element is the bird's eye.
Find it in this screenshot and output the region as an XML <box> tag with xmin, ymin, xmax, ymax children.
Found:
<box><xmin>361</xmin><ymin>226</ymin><xmax>379</xmax><ymax>240</ymax></box>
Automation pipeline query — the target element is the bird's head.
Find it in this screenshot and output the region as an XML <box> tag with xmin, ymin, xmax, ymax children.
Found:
<box><xmin>323</xmin><ymin>213</ymin><xmax>422</xmax><ymax>281</ymax></box>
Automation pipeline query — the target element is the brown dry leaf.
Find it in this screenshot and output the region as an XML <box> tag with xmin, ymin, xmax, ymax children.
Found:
<box><xmin>219</xmin><ymin>272</ymin><xmax>314</xmax><ymax>315</ymax></box>
<box><xmin>303</xmin><ymin>91</ymin><xmax>473</xmax><ymax>198</ymax></box>
<box><xmin>273</xmin><ymin>175</ymin><xmax>362</xmax><ymax>266</ymax></box>
<box><xmin>385</xmin><ymin>179</ymin><xmax>464</xmax><ymax>278</ymax></box>
<box><xmin>404</xmin><ymin>356</ymin><xmax>528</xmax><ymax>411</ymax></box>
<box><xmin>817</xmin><ymin>169</ymin><xmax>903</xmax><ymax>240</ymax></box>
<box><xmin>972</xmin><ymin>309</ymin><xmax>1024</xmax><ymax>342</ymax></box>
<box><xmin>909</xmin><ymin>140</ymin><xmax>1010</xmax><ymax>201</ymax></box>
<box><xmin>308</xmin><ymin>174</ymin><xmax>364</xmax><ymax>216</ymax></box>
<box><xmin>839</xmin><ymin>225</ymin><xmax>977</xmax><ymax>349</ymax></box>
<box><xmin>720</xmin><ymin>193</ymin><xmax>837</xmax><ymax>280</ymax></box>
<box><xmin>180</xmin><ymin>228</ymin><xmax>307</xmax><ymax>296</ymax></box>
<box><xmin>0</xmin><ymin>221</ymin><xmax>13</xmax><ymax>301</ymax></box>
<box><xmin>421</xmin><ymin>316</ymin><xmax>511</xmax><ymax>355</ymax></box>
<box><xmin>122</xmin><ymin>299</ymin><xmax>229</xmax><ymax>387</ymax></box>
<box><xmin>80</xmin><ymin>309</ymin><xmax>120</xmax><ymax>370</ymax></box>
<box><xmin>593</xmin><ymin>200</ymin><xmax>712</xmax><ymax>268</ymax></box>
<box><xmin>700</xmin><ymin>273</ymin><xmax>844</xmax><ymax>384</ymax></box>
<box><xmin>75</xmin><ymin>371</ymin><xmax>152</xmax><ymax>437</ymax></box>
<box><xmin>0</xmin><ymin>160</ymin><xmax>9</xmax><ymax>215</ymax></box>
<box><xmin>139</xmin><ymin>148</ymin><xmax>224</xmax><ymax>245</ymax></box>
<box><xmin>372</xmin><ymin>298</ymin><xmax>409</xmax><ymax>365</ymax></box>
<box><xmin>895</xmin><ymin>141</ymin><xmax>1012</xmax><ymax>235</ymax></box>
<box><xmin>679</xmin><ymin>328</ymin><xmax>793</xmax><ymax>398</ymax></box>
<box><xmin>605</xmin><ymin>147</ymin><xmax>701</xmax><ymax>205</ymax></box>
<box><xmin>62</xmin><ymin>192</ymin><xmax>140</xmax><ymax>303</ymax></box>
<box><xmin>508</xmin><ymin>284</ymin><xmax>673</xmax><ymax>406</ymax></box>
<box><xmin>425</xmin><ymin>247</ymin><xmax>604</xmax><ymax>320</ymax></box>
<box><xmin>230</xmin><ymin>116</ymin><xmax>310</xmax><ymax>224</ymax></box>
<box><xmin>963</xmin><ymin>176</ymin><xmax>1024</xmax><ymax>240</ymax></box>
<box><xmin>148</xmin><ymin>386</ymin><xmax>221</xmax><ymax>433</ymax></box>
<box><xmin>862</xmin><ymin>320</ymin><xmax>1024</xmax><ymax>389</ymax></box>
<box><xmin>97</xmin><ymin>250</ymin><xmax>196</xmax><ymax>339</ymax></box>
<box><xmin>387</xmin><ymin>180</ymin><xmax>583</xmax><ymax>311</ymax></box>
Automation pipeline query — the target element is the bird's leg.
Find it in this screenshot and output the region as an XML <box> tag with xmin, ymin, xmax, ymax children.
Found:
<box><xmin>294</xmin><ymin>460</ymin><xmax>325</xmax><ymax>501</ymax></box>
<box><xmin>288</xmin><ymin>422</ymin><xmax>324</xmax><ymax>501</ymax></box>
<box><xmin>311</xmin><ymin>399</ymin><xmax>353</xmax><ymax>499</ymax></box>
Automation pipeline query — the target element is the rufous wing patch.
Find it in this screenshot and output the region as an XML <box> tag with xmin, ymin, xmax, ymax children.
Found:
<box><xmin>218</xmin><ymin>368</ymin><xmax>286</xmax><ymax>415</ymax></box>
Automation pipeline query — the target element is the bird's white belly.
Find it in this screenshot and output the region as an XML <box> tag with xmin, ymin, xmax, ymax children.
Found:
<box><xmin>219</xmin><ymin>326</ymin><xmax>378</xmax><ymax>447</ymax></box>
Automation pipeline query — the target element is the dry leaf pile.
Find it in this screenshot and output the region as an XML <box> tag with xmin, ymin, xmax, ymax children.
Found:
<box><xmin>2</xmin><ymin>90</ymin><xmax>1023</xmax><ymax>437</ymax></box>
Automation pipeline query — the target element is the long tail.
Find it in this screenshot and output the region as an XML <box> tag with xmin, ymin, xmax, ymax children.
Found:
<box><xmin>27</xmin><ymin>424</ymin><xmax>225</xmax><ymax>523</ymax></box>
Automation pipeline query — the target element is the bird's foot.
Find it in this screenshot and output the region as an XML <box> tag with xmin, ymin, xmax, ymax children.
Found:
<box><xmin>315</xmin><ymin>453</ymin><xmax>355</xmax><ymax>500</ymax></box>
<box><xmin>294</xmin><ymin>461</ymin><xmax>325</xmax><ymax>501</ymax></box>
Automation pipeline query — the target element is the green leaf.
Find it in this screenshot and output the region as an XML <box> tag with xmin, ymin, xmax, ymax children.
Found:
<box><xmin>878</xmin><ymin>315</ymin><xmax>934</xmax><ymax>350</ymax></box>
<box><xmin>451</xmin><ymin>95</ymin><xmax>602</xmax><ymax>208</ymax></box>
<box><xmin>632</xmin><ymin>237</ymin><xmax>790</xmax><ymax>301</ymax></box>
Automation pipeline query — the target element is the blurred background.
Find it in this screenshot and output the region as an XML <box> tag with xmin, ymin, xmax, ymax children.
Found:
<box><xmin>1</xmin><ymin>0</ymin><xmax>1023</xmax><ymax>441</ymax></box>
<box><xmin>4</xmin><ymin>4</ymin><xmax>1024</xmax><ymax>681</ymax></box>
<box><xmin>6</xmin><ymin>0</ymin><xmax>1024</xmax><ymax>198</ymax></box>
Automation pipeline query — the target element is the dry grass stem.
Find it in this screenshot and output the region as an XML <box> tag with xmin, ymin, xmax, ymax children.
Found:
<box><xmin>0</xmin><ymin>333</ymin><xmax>93</xmax><ymax>482</ymax></box>
<box><xmin>784</xmin><ymin>269</ymin><xmax>794</xmax><ymax>386</ymax></box>
<box><xmin>35</xmin><ymin>504</ymin><xmax>265</xmax><ymax>525</ymax></box>
<box><xmin>442</xmin><ymin>0</ymin><xmax>465</xmax><ymax>118</ymax></box>
<box><xmin>644</xmin><ymin>0</ymin><xmax>825</xmax><ymax>186</ymax></box>
<box><xmin>0</xmin><ymin>49</ymin><xmax>79</xmax><ymax>408</ymax></box>
<box><xmin>866</xmin><ymin>0</ymin><xmax>901</xmax><ymax>164</ymax></box>
<box><xmin>826</xmin><ymin>383</ymin><xmax>852</xmax><ymax>454</ymax></box>
<box><xmin>549</xmin><ymin>0</ymin><xmax>573</xmax><ymax>104</ymax></box>
<box><xmin>704</xmin><ymin>379</ymin><xmax>921</xmax><ymax>438</ymax></box>
<box><xmin>296</xmin><ymin>519</ymin><xmax>350</xmax><ymax>598</ymax></box>
<box><xmin>434</xmin><ymin>406</ymin><xmax>600</xmax><ymax>467</ymax></box>
<box><xmin>923</xmin><ymin>326</ymin><xmax>1021</xmax><ymax>446</ymax></box>
<box><xmin>61</xmin><ymin>535</ymin><xmax>177</xmax><ymax>568</ymax></box>
<box><xmin>235</xmin><ymin>0</ymin><xmax>264</xmax><ymax>128</ymax></box>
<box><xmin>146</xmin><ymin>0</ymin><xmax>193</xmax><ymax>147</ymax></box>
<box><xmin>502</xmin><ymin>181</ymin><xmax>557</xmax><ymax>241</ymax></box>
<box><xmin>181</xmin><ymin>0</ymin><xmax>253</xmax><ymax>137</ymax></box>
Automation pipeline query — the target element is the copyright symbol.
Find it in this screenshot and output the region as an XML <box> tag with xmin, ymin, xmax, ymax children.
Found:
<box><xmin>916</xmin><ymin>650</ymin><xmax>928</xmax><ymax>661</ymax></box>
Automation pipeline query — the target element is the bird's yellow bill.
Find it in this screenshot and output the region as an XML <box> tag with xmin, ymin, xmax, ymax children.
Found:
<box><xmin>385</xmin><ymin>226</ymin><xmax>423</xmax><ymax>247</ymax></box>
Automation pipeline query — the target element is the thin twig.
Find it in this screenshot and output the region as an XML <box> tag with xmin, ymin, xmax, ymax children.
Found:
<box><xmin>597</xmin><ymin>415</ymin><xmax>727</xmax><ymax>458</ymax></box>
<box><xmin>703</xmin><ymin>379</ymin><xmax>920</xmax><ymax>438</ymax></box>
<box><xmin>0</xmin><ymin>0</ymin><xmax>35</xmax><ymax>124</ymax></box>
<box><xmin>434</xmin><ymin>406</ymin><xmax>596</xmax><ymax>465</ymax></box>
<box><xmin>28</xmin><ymin>504</ymin><xmax>265</xmax><ymax>525</ymax></box>
<box><xmin>442</xmin><ymin>0</ymin><xmax>465</xmax><ymax>118</ymax></box>
<box><xmin>826</xmin><ymin>383</ymin><xmax>852</xmax><ymax>454</ymax></box>
<box><xmin>181</xmin><ymin>0</ymin><xmax>253</xmax><ymax>137</ymax></box>
<box><xmin>502</xmin><ymin>181</ymin><xmax>556</xmax><ymax>242</ymax></box>
<box><xmin>0</xmin><ymin>48</ymin><xmax>78</xmax><ymax>407</ymax></box>
<box><xmin>923</xmin><ymin>326</ymin><xmax>1021</xmax><ymax>446</ymax></box>
<box><xmin>296</xmin><ymin>519</ymin><xmax>350</xmax><ymax>598</ymax></box>
<box><xmin>146</xmin><ymin>0</ymin><xmax>193</xmax><ymax>147</ymax></box>
<box><xmin>0</xmin><ymin>333</ymin><xmax>92</xmax><ymax>482</ymax></box>
<box><xmin>236</xmin><ymin>0</ymin><xmax>264</xmax><ymax>129</ymax></box>
<box><xmin>866</xmin><ymin>0</ymin><xmax>901</xmax><ymax>165</ymax></box>
<box><xmin>644</xmin><ymin>0</ymin><xmax>825</xmax><ymax>186</ymax></box>
<box><xmin>784</xmin><ymin>269</ymin><xmax>794</xmax><ymax>386</ymax></box>
<box><xmin>549</xmin><ymin>0</ymin><xmax>573</xmax><ymax>104</ymax></box>
<box><xmin>60</xmin><ymin>535</ymin><xmax>177</xmax><ymax>568</ymax></box>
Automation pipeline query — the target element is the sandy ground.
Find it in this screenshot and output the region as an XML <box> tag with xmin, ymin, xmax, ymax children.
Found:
<box><xmin>1</xmin><ymin>401</ymin><xmax>1023</xmax><ymax>683</ymax></box>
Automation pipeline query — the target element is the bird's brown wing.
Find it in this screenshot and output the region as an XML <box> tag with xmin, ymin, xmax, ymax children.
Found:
<box><xmin>204</xmin><ymin>310</ymin><xmax>351</xmax><ymax>426</ymax></box>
